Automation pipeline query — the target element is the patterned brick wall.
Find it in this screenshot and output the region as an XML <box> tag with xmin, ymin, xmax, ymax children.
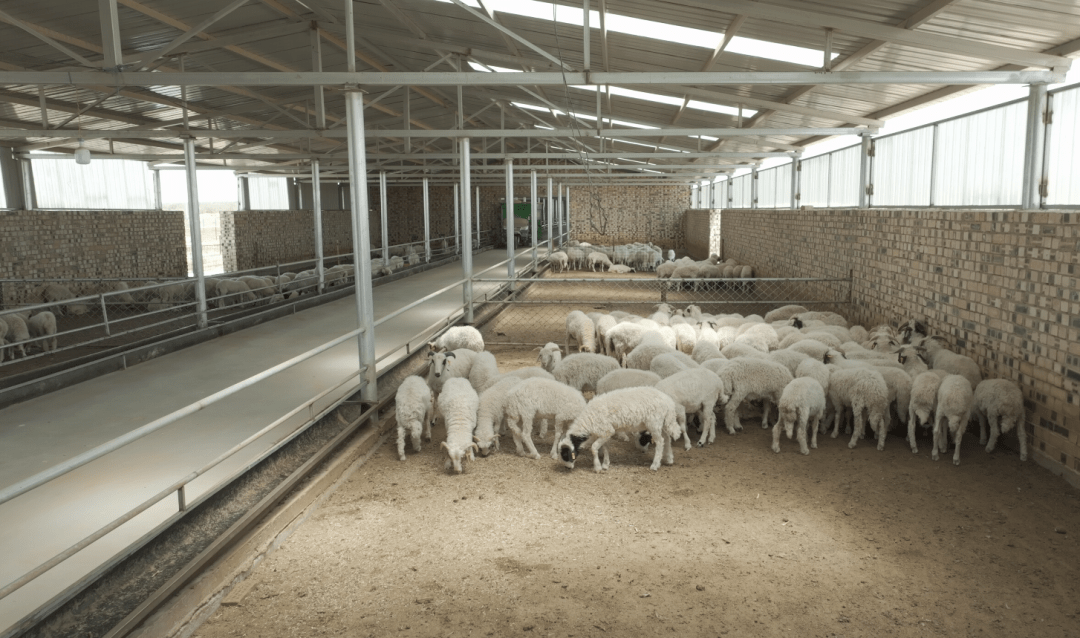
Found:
<box><xmin>563</xmin><ymin>185</ymin><xmax>691</xmax><ymax>249</ymax></box>
<box><xmin>0</xmin><ymin>209</ymin><xmax>187</xmax><ymax>284</ymax></box>
<box><xmin>721</xmin><ymin>207</ymin><xmax>1080</xmax><ymax>486</ymax></box>
<box><xmin>220</xmin><ymin>210</ymin><xmax>354</xmax><ymax>272</ymax></box>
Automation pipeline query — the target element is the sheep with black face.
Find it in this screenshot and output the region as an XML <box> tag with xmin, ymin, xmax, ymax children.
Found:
<box><xmin>557</xmin><ymin>387</ymin><xmax>682</xmax><ymax>473</ymax></box>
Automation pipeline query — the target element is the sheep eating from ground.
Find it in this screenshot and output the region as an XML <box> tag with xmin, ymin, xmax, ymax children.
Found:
<box><xmin>537</xmin><ymin>342</ymin><xmax>563</xmax><ymax>373</ymax></box>
<box><xmin>932</xmin><ymin>374</ymin><xmax>974</xmax><ymax>465</ymax></box>
<box><xmin>436</xmin><ymin>378</ymin><xmax>480</xmax><ymax>473</ymax></box>
<box><xmin>712</xmin><ymin>358</ymin><xmax>794</xmax><ymax>440</ymax></box>
<box><xmin>595</xmin><ymin>369</ymin><xmax>662</xmax><ymax>394</ymax></box>
<box><xmin>557</xmin><ymin>387</ymin><xmax>682</xmax><ymax>472</ymax></box>
<box><xmin>552</xmin><ymin>353</ymin><xmax>620</xmax><ymax>393</ymax></box>
<box><xmin>827</xmin><ymin>368</ymin><xmax>889</xmax><ymax>450</ymax></box>
<box><xmin>503</xmin><ymin>378</ymin><xmax>587</xmax><ymax>460</ymax></box>
<box><xmin>565</xmin><ymin>310</ymin><xmax>596</xmax><ymax>354</ymax></box>
<box><xmin>27</xmin><ymin>311</ymin><xmax>58</xmax><ymax>353</ymax></box>
<box><xmin>772</xmin><ymin>377</ymin><xmax>827</xmax><ymax>455</ymax></box>
<box><xmin>973</xmin><ymin>378</ymin><xmax>1026</xmax><ymax>461</ymax></box>
<box><xmin>473</xmin><ymin>376</ymin><xmax>524</xmax><ymax>456</ymax></box>
<box><xmin>655</xmin><ymin>368</ymin><xmax>728</xmax><ymax>449</ymax></box>
<box><xmin>395</xmin><ymin>376</ymin><xmax>434</xmax><ymax>461</ymax></box>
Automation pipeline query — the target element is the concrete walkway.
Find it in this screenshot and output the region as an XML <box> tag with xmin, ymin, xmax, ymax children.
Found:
<box><xmin>0</xmin><ymin>247</ymin><xmax>538</xmax><ymax>634</ymax></box>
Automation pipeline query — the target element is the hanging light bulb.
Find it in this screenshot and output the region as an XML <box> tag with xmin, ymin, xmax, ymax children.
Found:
<box><xmin>74</xmin><ymin>139</ymin><xmax>91</xmax><ymax>165</ymax></box>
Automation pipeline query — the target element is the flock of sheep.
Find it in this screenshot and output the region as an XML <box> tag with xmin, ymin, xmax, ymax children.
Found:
<box><xmin>396</xmin><ymin>305</ymin><xmax>1026</xmax><ymax>474</ymax></box>
<box><xmin>545</xmin><ymin>244</ymin><xmax>756</xmax><ymax>290</ymax></box>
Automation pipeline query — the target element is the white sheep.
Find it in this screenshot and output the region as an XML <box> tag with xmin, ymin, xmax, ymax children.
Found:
<box><xmin>588</xmin><ymin>251</ymin><xmax>613</xmax><ymax>272</ymax></box>
<box><xmin>772</xmin><ymin>377</ymin><xmax>827</xmax><ymax>455</ymax></box>
<box><xmin>436</xmin><ymin>378</ymin><xmax>480</xmax><ymax>473</ymax></box>
<box><xmin>565</xmin><ymin>310</ymin><xmax>596</xmax><ymax>354</ymax></box>
<box><xmin>395</xmin><ymin>376</ymin><xmax>434</xmax><ymax>461</ymax></box>
<box><xmin>973</xmin><ymin>379</ymin><xmax>1026</xmax><ymax>461</ymax></box>
<box><xmin>650</xmin><ymin>352</ymin><xmax>699</xmax><ymax>379</ymax></box>
<box><xmin>430</xmin><ymin>325</ymin><xmax>485</xmax><ymax>353</ymax></box>
<box><xmin>480</xmin><ymin>366</ymin><xmax>555</xmax><ymax>392</ymax></box>
<box><xmin>921</xmin><ymin>336</ymin><xmax>982</xmax><ymax>390</ymax></box>
<box><xmin>906</xmin><ymin>370</ymin><xmax>950</xmax><ymax>454</ymax></box>
<box><xmin>605</xmin><ymin>322</ymin><xmax>653</xmax><ymax>364</ymax></box>
<box><xmin>537</xmin><ymin>342</ymin><xmax>563</xmax><ymax>373</ymax></box>
<box><xmin>768</xmin><ymin>349</ymin><xmax>811</xmax><ymax>377</ymax></box>
<box><xmin>553</xmin><ymin>353</ymin><xmax>620</xmax><ymax>393</ymax></box>
<box><xmin>473</xmin><ymin>376</ymin><xmax>524</xmax><ymax>456</ymax></box>
<box><xmin>720</xmin><ymin>342</ymin><xmax>769</xmax><ymax>360</ymax></box>
<box><xmin>672</xmin><ymin>322</ymin><xmax>697</xmax><ymax>355</ymax></box>
<box><xmin>827</xmin><ymin>368</ymin><xmax>890</xmax><ymax>450</ymax></box>
<box><xmin>712</xmin><ymin>359</ymin><xmax>794</xmax><ymax>439</ymax></box>
<box><xmin>595</xmin><ymin>369</ymin><xmax>662</xmax><ymax>395</ymax></box>
<box><xmin>655</xmin><ymin>368</ymin><xmax>729</xmax><ymax>448</ymax></box>
<box><xmin>467</xmin><ymin>351</ymin><xmax>500</xmax><ymax>391</ymax></box>
<box><xmin>3</xmin><ymin>313</ymin><xmax>30</xmax><ymax>359</ymax></box>
<box><xmin>593</xmin><ymin>314</ymin><xmax>617</xmax><ymax>356</ymax></box>
<box><xmin>216</xmin><ymin>279</ymin><xmax>256</xmax><ymax>307</ymax></box>
<box><xmin>27</xmin><ymin>311</ymin><xmax>58</xmax><ymax>353</ymax></box>
<box><xmin>896</xmin><ymin>344</ymin><xmax>930</xmax><ymax>377</ymax></box>
<box><xmin>426</xmin><ymin>348</ymin><xmax>478</xmax><ymax>395</ymax></box>
<box><xmin>557</xmin><ymin>387</ymin><xmax>681</xmax><ymax>472</ymax></box>
<box><xmin>734</xmin><ymin>323</ymin><xmax>778</xmax><ymax>352</ymax></box>
<box><xmin>764</xmin><ymin>305</ymin><xmax>809</xmax><ymax>323</ymax></box>
<box><xmin>503</xmin><ymin>378</ymin><xmax>587</xmax><ymax>459</ymax></box>
<box><xmin>932</xmin><ymin>375</ymin><xmax>974</xmax><ymax>465</ymax></box>
<box><xmin>607</xmin><ymin>265</ymin><xmax>635</xmax><ymax>274</ymax></box>
<box><xmin>547</xmin><ymin>251</ymin><xmax>569</xmax><ymax>273</ymax></box>
<box><xmin>691</xmin><ymin>340</ymin><xmax>724</xmax><ymax>364</ymax></box>
<box><xmin>565</xmin><ymin>247</ymin><xmax>587</xmax><ymax>270</ymax></box>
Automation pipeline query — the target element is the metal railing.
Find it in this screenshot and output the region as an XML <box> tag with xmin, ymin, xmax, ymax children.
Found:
<box><xmin>0</xmin><ymin>238</ymin><xmax>542</xmax><ymax>624</ymax></box>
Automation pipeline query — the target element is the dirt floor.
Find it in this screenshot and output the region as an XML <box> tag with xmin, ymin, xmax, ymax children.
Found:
<box><xmin>193</xmin><ymin>346</ymin><xmax>1080</xmax><ymax>638</ymax></box>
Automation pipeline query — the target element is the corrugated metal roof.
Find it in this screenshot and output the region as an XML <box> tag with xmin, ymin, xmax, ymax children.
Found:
<box><xmin>0</xmin><ymin>0</ymin><xmax>1076</xmax><ymax>174</ymax></box>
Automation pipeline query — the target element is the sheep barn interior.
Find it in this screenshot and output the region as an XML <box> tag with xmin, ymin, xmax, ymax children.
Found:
<box><xmin>1</xmin><ymin>1</ymin><xmax>1080</xmax><ymax>637</ymax></box>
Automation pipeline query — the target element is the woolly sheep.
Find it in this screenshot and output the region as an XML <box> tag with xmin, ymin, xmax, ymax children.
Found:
<box><xmin>547</xmin><ymin>251</ymin><xmax>569</xmax><ymax>272</ymax></box>
<box><xmin>565</xmin><ymin>310</ymin><xmax>596</xmax><ymax>355</ymax></box>
<box><xmin>594</xmin><ymin>314</ymin><xmax>617</xmax><ymax>356</ymax></box>
<box><xmin>430</xmin><ymin>325</ymin><xmax>484</xmax><ymax>353</ymax></box>
<box><xmin>932</xmin><ymin>375</ymin><xmax>974</xmax><ymax>465</ymax></box>
<box><xmin>436</xmin><ymin>378</ymin><xmax>480</xmax><ymax>473</ymax></box>
<box><xmin>467</xmin><ymin>351</ymin><xmax>500</xmax><ymax>391</ymax></box>
<box><xmin>672</xmin><ymin>322</ymin><xmax>697</xmax><ymax>355</ymax></box>
<box><xmin>827</xmin><ymin>368</ymin><xmax>889</xmax><ymax>450</ymax></box>
<box><xmin>896</xmin><ymin>345</ymin><xmax>930</xmax><ymax>377</ymax></box>
<box><xmin>655</xmin><ymin>262</ymin><xmax>678</xmax><ymax>279</ymax></box>
<box><xmin>712</xmin><ymin>359</ymin><xmax>794</xmax><ymax>440</ymax></box>
<box><xmin>764</xmin><ymin>305</ymin><xmax>808</xmax><ymax>323</ymax></box>
<box><xmin>503</xmin><ymin>378</ymin><xmax>587</xmax><ymax>460</ymax></box>
<box><xmin>769</xmin><ymin>349</ymin><xmax>811</xmax><ymax>377</ymax></box>
<box><xmin>395</xmin><ymin>376</ymin><xmax>434</xmax><ymax>461</ymax></box>
<box><xmin>216</xmin><ymin>279</ymin><xmax>256</xmax><ymax>307</ymax></box>
<box><xmin>595</xmin><ymin>369</ymin><xmax>661</xmax><ymax>395</ymax></box>
<box><xmin>691</xmin><ymin>340</ymin><xmax>724</xmax><ymax>364</ymax></box>
<box><xmin>27</xmin><ymin>311</ymin><xmax>58</xmax><ymax>353</ymax></box>
<box><xmin>537</xmin><ymin>342</ymin><xmax>563</xmax><ymax>373</ymax></box>
<box><xmin>791</xmin><ymin>312</ymin><xmax>848</xmax><ymax>328</ymax></box>
<box><xmin>921</xmin><ymin>336</ymin><xmax>982</xmax><ymax>390</ymax></box>
<box><xmin>656</xmin><ymin>368</ymin><xmax>728</xmax><ymax>448</ymax></box>
<box><xmin>557</xmin><ymin>387</ymin><xmax>681</xmax><ymax>472</ymax></box>
<box><xmin>565</xmin><ymin>247</ymin><xmax>587</xmax><ymax>270</ymax></box>
<box><xmin>605</xmin><ymin>322</ymin><xmax>652</xmax><ymax>364</ymax></box>
<box><xmin>973</xmin><ymin>379</ymin><xmax>1026</xmax><ymax>461</ymax></box>
<box><xmin>650</xmin><ymin>352</ymin><xmax>698</xmax><ymax>379</ymax></box>
<box><xmin>786</xmin><ymin>339</ymin><xmax>832</xmax><ymax>361</ymax></box>
<box><xmin>720</xmin><ymin>342</ymin><xmax>769</xmax><ymax>360</ymax></box>
<box><xmin>427</xmin><ymin>348</ymin><xmax>478</xmax><ymax>395</ymax></box>
<box><xmin>588</xmin><ymin>251</ymin><xmax>613</xmax><ymax>272</ymax></box>
<box><xmin>870</xmin><ymin>366</ymin><xmax>913</xmax><ymax>430</ymax></box>
<box><xmin>473</xmin><ymin>376</ymin><xmax>524</xmax><ymax>456</ymax></box>
<box><xmin>794</xmin><ymin>359</ymin><xmax>831</xmax><ymax>406</ymax></box>
<box><xmin>848</xmin><ymin>325</ymin><xmax>870</xmax><ymax>344</ymax></box>
<box><xmin>772</xmin><ymin>377</ymin><xmax>827</xmax><ymax>455</ymax></box>
<box><xmin>906</xmin><ymin>370</ymin><xmax>949</xmax><ymax>454</ymax></box>
<box><xmin>553</xmin><ymin>353</ymin><xmax>620</xmax><ymax>393</ymax></box>
<box><xmin>607</xmin><ymin>264</ymin><xmax>635</xmax><ymax>274</ymax></box>
<box><xmin>3</xmin><ymin>313</ymin><xmax>30</xmax><ymax>359</ymax></box>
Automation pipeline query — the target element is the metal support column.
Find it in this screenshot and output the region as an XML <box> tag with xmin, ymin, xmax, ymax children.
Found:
<box><xmin>345</xmin><ymin>90</ymin><xmax>377</xmax><ymax>402</ymax></box>
<box><xmin>460</xmin><ymin>137</ymin><xmax>474</xmax><ymax>323</ymax></box>
<box><xmin>530</xmin><ymin>169</ymin><xmax>538</xmax><ymax>267</ymax></box>
<box><xmin>312</xmin><ymin>159</ymin><xmax>325</xmax><ymax>292</ymax></box>
<box><xmin>565</xmin><ymin>185</ymin><xmax>570</xmax><ymax>240</ymax></box>
<box><xmin>546</xmin><ymin>176</ymin><xmax>554</xmax><ymax>252</ymax></box>
<box><xmin>791</xmin><ymin>155</ymin><xmax>800</xmax><ymax>210</ymax></box>
<box><xmin>859</xmin><ymin>133</ymin><xmax>872</xmax><ymax>208</ymax></box>
<box><xmin>423</xmin><ymin>176</ymin><xmax>431</xmax><ymax>262</ymax></box>
<box><xmin>153</xmin><ymin>168</ymin><xmax>162</xmax><ymax>210</ymax></box>
<box><xmin>183</xmin><ymin>138</ymin><xmax>208</xmax><ymax>329</ymax></box>
<box><xmin>751</xmin><ymin>168</ymin><xmax>759</xmax><ymax>209</ymax></box>
<box><xmin>454</xmin><ymin>182</ymin><xmax>460</xmax><ymax>254</ymax></box>
<box><xmin>1022</xmin><ymin>82</ymin><xmax>1048</xmax><ymax>210</ymax></box>
<box><xmin>726</xmin><ymin>177</ymin><xmax>733</xmax><ymax>208</ymax></box>
<box><xmin>475</xmin><ymin>186</ymin><xmax>481</xmax><ymax>247</ymax></box>
<box><xmin>557</xmin><ymin>183</ymin><xmax>564</xmax><ymax>245</ymax></box>
<box><xmin>379</xmin><ymin>170</ymin><xmax>389</xmax><ymax>264</ymax></box>
<box><xmin>505</xmin><ymin>158</ymin><xmax>515</xmax><ymax>286</ymax></box>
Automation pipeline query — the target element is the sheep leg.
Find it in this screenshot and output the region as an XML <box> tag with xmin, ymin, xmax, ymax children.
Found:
<box><xmin>649</xmin><ymin>429</ymin><xmax>666</xmax><ymax>471</ymax></box>
<box><xmin>847</xmin><ymin>404</ymin><xmax>865</xmax><ymax>449</ymax></box>
<box><xmin>424</xmin><ymin>406</ymin><xmax>434</xmax><ymax>442</ymax></box>
<box><xmin>724</xmin><ymin>400</ymin><xmax>743</xmax><ymax>435</ymax></box>
<box><xmin>760</xmin><ymin>400</ymin><xmax>773</xmax><ymax>430</ymax></box>
<box><xmin>931</xmin><ymin>413</ymin><xmax>944</xmax><ymax>462</ymax></box>
<box><xmin>396</xmin><ymin>425</ymin><xmax>408</xmax><ymax>461</ymax></box>
<box><xmin>590</xmin><ymin>436</ymin><xmax>612</xmax><ymax>472</ymax></box>
<box><xmin>809</xmin><ymin>414</ymin><xmax>821</xmax><ymax>450</ymax></box>
<box><xmin>771</xmin><ymin>416</ymin><xmax>784</xmax><ymax>454</ymax></box>
<box><xmin>701</xmin><ymin>400</ymin><xmax>718</xmax><ymax>447</ymax></box>
<box><xmin>797</xmin><ymin>413</ymin><xmax>810</xmax><ymax>455</ymax></box>
<box><xmin>519</xmin><ymin>415</ymin><xmax>543</xmax><ymax>460</ymax></box>
<box><xmin>980</xmin><ymin>412</ymin><xmax>993</xmax><ymax>449</ymax></box>
<box><xmin>507</xmin><ymin>414</ymin><xmax>528</xmax><ymax>457</ymax></box>
<box><xmin>549</xmin><ymin>420</ymin><xmax>568</xmax><ymax>460</ymax></box>
<box><xmin>907</xmin><ymin>406</ymin><xmax>919</xmax><ymax>454</ymax></box>
<box><xmin>829</xmin><ymin>398</ymin><xmax>843</xmax><ymax>438</ymax></box>
<box><xmin>875</xmin><ymin>414</ymin><xmax>887</xmax><ymax>451</ymax></box>
<box><xmin>951</xmin><ymin>419</ymin><xmax>963</xmax><ymax>466</ymax></box>
<box><xmin>663</xmin><ymin>433</ymin><xmax>675</xmax><ymax>466</ymax></box>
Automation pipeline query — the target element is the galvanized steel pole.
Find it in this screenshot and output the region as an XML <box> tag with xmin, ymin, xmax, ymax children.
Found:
<box><xmin>1022</xmin><ymin>83</ymin><xmax>1048</xmax><ymax>210</ymax></box>
<box><xmin>858</xmin><ymin>133</ymin><xmax>872</xmax><ymax>208</ymax></box>
<box><xmin>423</xmin><ymin>176</ymin><xmax>431</xmax><ymax>262</ymax></box>
<box><xmin>790</xmin><ymin>154</ymin><xmax>800</xmax><ymax>210</ymax></box>
<box><xmin>750</xmin><ymin>168</ymin><xmax>759</xmax><ymax>209</ymax></box>
<box><xmin>475</xmin><ymin>186</ymin><xmax>481</xmax><ymax>247</ymax></box>
<box><xmin>505</xmin><ymin>159</ymin><xmax>515</xmax><ymax>286</ymax></box>
<box><xmin>312</xmin><ymin>159</ymin><xmax>325</xmax><ymax>292</ymax></box>
<box><xmin>460</xmin><ymin>138</ymin><xmax>474</xmax><ymax>323</ymax></box>
<box><xmin>453</xmin><ymin>182</ymin><xmax>460</xmax><ymax>254</ymax></box>
<box><xmin>379</xmin><ymin>170</ymin><xmax>389</xmax><ymax>265</ymax></box>
<box><xmin>183</xmin><ymin>138</ymin><xmax>208</xmax><ymax>329</ymax></box>
<box><xmin>345</xmin><ymin>91</ymin><xmax>377</xmax><ymax>402</ymax></box>
<box><xmin>530</xmin><ymin>169</ymin><xmax>538</xmax><ymax>268</ymax></box>
<box><xmin>546</xmin><ymin>176</ymin><xmax>554</xmax><ymax>252</ymax></box>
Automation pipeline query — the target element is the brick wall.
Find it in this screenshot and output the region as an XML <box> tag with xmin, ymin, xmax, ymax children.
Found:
<box><xmin>562</xmin><ymin>185</ymin><xmax>690</xmax><ymax>249</ymax></box>
<box><xmin>220</xmin><ymin>210</ymin><xmax>354</xmax><ymax>272</ymax></box>
<box><xmin>721</xmin><ymin>207</ymin><xmax>1080</xmax><ymax>487</ymax></box>
<box><xmin>684</xmin><ymin>209</ymin><xmax>723</xmax><ymax>260</ymax></box>
<box><xmin>0</xmin><ymin>208</ymin><xmax>187</xmax><ymax>284</ymax></box>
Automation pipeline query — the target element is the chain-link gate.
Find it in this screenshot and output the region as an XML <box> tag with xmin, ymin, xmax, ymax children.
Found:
<box><xmin>473</xmin><ymin>271</ymin><xmax>853</xmax><ymax>347</ymax></box>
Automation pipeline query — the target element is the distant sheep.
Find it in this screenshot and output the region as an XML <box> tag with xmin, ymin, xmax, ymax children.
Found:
<box><xmin>430</xmin><ymin>326</ymin><xmax>484</xmax><ymax>353</ymax></box>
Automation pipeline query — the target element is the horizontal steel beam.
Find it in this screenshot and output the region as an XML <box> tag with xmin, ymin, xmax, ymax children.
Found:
<box><xmin>0</xmin><ymin>70</ymin><xmax>1063</xmax><ymax>87</ymax></box>
<box><xmin>0</xmin><ymin>127</ymin><xmax>865</xmax><ymax>139</ymax></box>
